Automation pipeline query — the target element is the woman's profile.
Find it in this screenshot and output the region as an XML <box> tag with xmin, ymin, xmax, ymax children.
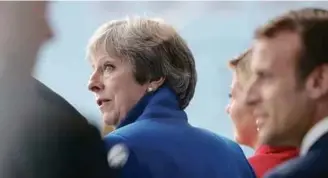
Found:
<box><xmin>86</xmin><ymin>16</ymin><xmax>255</xmax><ymax>178</ymax></box>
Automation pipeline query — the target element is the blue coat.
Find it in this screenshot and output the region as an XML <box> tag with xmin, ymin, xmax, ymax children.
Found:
<box><xmin>104</xmin><ymin>86</ymin><xmax>256</xmax><ymax>178</ymax></box>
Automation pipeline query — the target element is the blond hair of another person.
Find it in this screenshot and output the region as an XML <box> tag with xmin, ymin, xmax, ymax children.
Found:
<box><xmin>227</xmin><ymin>49</ymin><xmax>299</xmax><ymax>178</ymax></box>
<box><xmin>227</xmin><ymin>49</ymin><xmax>258</xmax><ymax>149</ymax></box>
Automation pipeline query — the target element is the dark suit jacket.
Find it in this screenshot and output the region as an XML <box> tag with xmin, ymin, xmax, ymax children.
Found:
<box><xmin>265</xmin><ymin>133</ymin><xmax>328</xmax><ymax>178</ymax></box>
<box><xmin>0</xmin><ymin>77</ymin><xmax>111</xmax><ymax>178</ymax></box>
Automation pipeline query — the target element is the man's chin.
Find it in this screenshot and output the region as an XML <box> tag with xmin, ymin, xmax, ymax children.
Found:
<box><xmin>258</xmin><ymin>129</ymin><xmax>278</xmax><ymax>145</ymax></box>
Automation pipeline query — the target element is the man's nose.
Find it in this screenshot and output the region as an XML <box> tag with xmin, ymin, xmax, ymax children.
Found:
<box><xmin>88</xmin><ymin>72</ymin><xmax>104</xmax><ymax>93</ymax></box>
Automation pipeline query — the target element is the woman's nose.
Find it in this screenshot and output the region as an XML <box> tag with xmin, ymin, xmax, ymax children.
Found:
<box><xmin>88</xmin><ymin>72</ymin><xmax>105</xmax><ymax>93</ymax></box>
<box><xmin>225</xmin><ymin>104</ymin><xmax>231</xmax><ymax>114</ymax></box>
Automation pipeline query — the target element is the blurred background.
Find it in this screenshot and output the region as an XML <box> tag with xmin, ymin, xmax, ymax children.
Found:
<box><xmin>33</xmin><ymin>1</ymin><xmax>327</xmax><ymax>156</ymax></box>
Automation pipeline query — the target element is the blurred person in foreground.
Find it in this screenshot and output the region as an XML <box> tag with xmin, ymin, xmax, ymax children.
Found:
<box><xmin>87</xmin><ymin>16</ymin><xmax>256</xmax><ymax>178</ymax></box>
<box><xmin>0</xmin><ymin>2</ymin><xmax>111</xmax><ymax>178</ymax></box>
<box><xmin>226</xmin><ymin>49</ymin><xmax>299</xmax><ymax>177</ymax></box>
<box><xmin>244</xmin><ymin>8</ymin><xmax>328</xmax><ymax>178</ymax></box>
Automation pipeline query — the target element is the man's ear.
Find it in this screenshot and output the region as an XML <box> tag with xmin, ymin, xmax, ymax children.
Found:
<box><xmin>147</xmin><ymin>77</ymin><xmax>165</xmax><ymax>92</ymax></box>
<box><xmin>305</xmin><ymin>64</ymin><xmax>328</xmax><ymax>100</ymax></box>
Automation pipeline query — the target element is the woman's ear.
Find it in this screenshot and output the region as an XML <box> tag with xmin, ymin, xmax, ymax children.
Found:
<box><xmin>147</xmin><ymin>77</ymin><xmax>165</xmax><ymax>92</ymax></box>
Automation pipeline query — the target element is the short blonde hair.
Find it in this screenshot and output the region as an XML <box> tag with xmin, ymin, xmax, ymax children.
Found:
<box><xmin>229</xmin><ymin>49</ymin><xmax>252</xmax><ymax>87</ymax></box>
<box><xmin>86</xmin><ymin>16</ymin><xmax>197</xmax><ymax>109</ymax></box>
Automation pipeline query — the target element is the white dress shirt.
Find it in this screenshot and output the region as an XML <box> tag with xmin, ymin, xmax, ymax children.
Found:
<box><xmin>300</xmin><ymin>117</ymin><xmax>328</xmax><ymax>156</ymax></box>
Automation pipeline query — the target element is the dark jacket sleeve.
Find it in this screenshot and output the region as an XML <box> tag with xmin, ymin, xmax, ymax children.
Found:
<box><xmin>0</xmin><ymin>78</ymin><xmax>112</xmax><ymax>178</ymax></box>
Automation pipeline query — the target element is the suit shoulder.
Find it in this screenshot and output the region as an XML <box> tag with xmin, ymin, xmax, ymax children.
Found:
<box><xmin>265</xmin><ymin>151</ymin><xmax>328</xmax><ymax>178</ymax></box>
<box><xmin>33</xmin><ymin>78</ymin><xmax>83</xmax><ymax>116</ymax></box>
<box><xmin>33</xmin><ymin>78</ymin><xmax>94</xmax><ymax>127</ymax></box>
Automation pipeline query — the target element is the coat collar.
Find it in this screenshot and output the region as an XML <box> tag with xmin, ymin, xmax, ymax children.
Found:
<box><xmin>117</xmin><ymin>85</ymin><xmax>187</xmax><ymax>129</ymax></box>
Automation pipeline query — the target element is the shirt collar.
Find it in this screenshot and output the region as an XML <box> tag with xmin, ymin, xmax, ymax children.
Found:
<box><xmin>300</xmin><ymin>116</ymin><xmax>328</xmax><ymax>156</ymax></box>
<box><xmin>255</xmin><ymin>144</ymin><xmax>299</xmax><ymax>155</ymax></box>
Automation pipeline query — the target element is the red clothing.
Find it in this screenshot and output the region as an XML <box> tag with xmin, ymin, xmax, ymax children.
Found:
<box><xmin>248</xmin><ymin>145</ymin><xmax>299</xmax><ymax>178</ymax></box>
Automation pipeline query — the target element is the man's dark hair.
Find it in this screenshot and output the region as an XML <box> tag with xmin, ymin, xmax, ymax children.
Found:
<box><xmin>255</xmin><ymin>8</ymin><xmax>328</xmax><ymax>81</ymax></box>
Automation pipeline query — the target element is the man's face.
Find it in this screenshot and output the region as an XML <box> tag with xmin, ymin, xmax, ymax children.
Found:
<box><xmin>245</xmin><ymin>32</ymin><xmax>314</xmax><ymax>146</ymax></box>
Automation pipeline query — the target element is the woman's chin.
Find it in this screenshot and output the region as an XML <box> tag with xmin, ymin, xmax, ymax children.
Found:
<box><xmin>104</xmin><ymin>118</ymin><xmax>115</xmax><ymax>126</ymax></box>
<box><xmin>103</xmin><ymin>114</ymin><xmax>120</xmax><ymax>126</ymax></box>
<box><xmin>234</xmin><ymin>133</ymin><xmax>247</xmax><ymax>145</ymax></box>
<box><xmin>103</xmin><ymin>115</ymin><xmax>113</xmax><ymax>125</ymax></box>
<box><xmin>234</xmin><ymin>134</ymin><xmax>241</xmax><ymax>144</ymax></box>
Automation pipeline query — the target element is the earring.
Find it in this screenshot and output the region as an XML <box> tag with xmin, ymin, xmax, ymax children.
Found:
<box><xmin>147</xmin><ymin>87</ymin><xmax>153</xmax><ymax>92</ymax></box>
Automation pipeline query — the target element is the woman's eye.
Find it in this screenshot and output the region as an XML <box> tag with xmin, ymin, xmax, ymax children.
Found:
<box><xmin>104</xmin><ymin>64</ymin><xmax>115</xmax><ymax>72</ymax></box>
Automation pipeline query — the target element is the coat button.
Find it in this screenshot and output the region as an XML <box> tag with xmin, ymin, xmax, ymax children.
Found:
<box><xmin>107</xmin><ymin>143</ymin><xmax>129</xmax><ymax>168</ymax></box>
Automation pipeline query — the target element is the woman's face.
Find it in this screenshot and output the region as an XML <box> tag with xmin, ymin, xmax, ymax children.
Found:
<box><xmin>226</xmin><ymin>74</ymin><xmax>258</xmax><ymax>147</ymax></box>
<box><xmin>88</xmin><ymin>48</ymin><xmax>149</xmax><ymax>126</ymax></box>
